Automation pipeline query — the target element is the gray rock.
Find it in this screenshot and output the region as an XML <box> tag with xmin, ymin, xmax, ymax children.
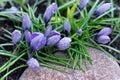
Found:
<box><xmin>19</xmin><ymin>48</ymin><xmax>120</xmax><ymax>80</ymax></box>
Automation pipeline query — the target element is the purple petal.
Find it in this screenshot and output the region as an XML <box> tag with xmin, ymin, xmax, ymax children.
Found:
<box><xmin>40</xmin><ymin>36</ymin><xmax>47</xmax><ymax>49</ymax></box>
<box><xmin>57</xmin><ymin>37</ymin><xmax>72</xmax><ymax>50</ymax></box>
<box><xmin>94</xmin><ymin>3</ymin><xmax>111</xmax><ymax>16</ymax></box>
<box><xmin>45</xmin><ymin>25</ymin><xmax>52</xmax><ymax>37</ymax></box>
<box><xmin>47</xmin><ymin>35</ymin><xmax>61</xmax><ymax>46</ymax></box>
<box><xmin>12</xmin><ymin>30</ymin><xmax>22</xmax><ymax>45</ymax></box>
<box><xmin>4</xmin><ymin>6</ymin><xmax>19</xmax><ymax>12</ymax></box>
<box><xmin>27</xmin><ymin>58</ymin><xmax>40</xmax><ymax>70</ymax></box>
<box><xmin>7</xmin><ymin>6</ymin><xmax>19</xmax><ymax>11</ymax></box>
<box><xmin>4</xmin><ymin>6</ymin><xmax>19</xmax><ymax>17</ymax></box>
<box><xmin>25</xmin><ymin>30</ymin><xmax>31</xmax><ymax>44</ymax></box>
<box><xmin>31</xmin><ymin>32</ymin><xmax>43</xmax><ymax>40</ymax></box>
<box><xmin>79</xmin><ymin>0</ymin><xmax>89</xmax><ymax>10</ymax></box>
<box><xmin>96</xmin><ymin>35</ymin><xmax>110</xmax><ymax>44</ymax></box>
<box><xmin>30</xmin><ymin>33</ymin><xmax>46</xmax><ymax>52</ymax></box>
<box><xmin>97</xmin><ymin>27</ymin><xmax>112</xmax><ymax>36</ymax></box>
<box><xmin>22</xmin><ymin>14</ymin><xmax>32</xmax><ymax>30</ymax></box>
<box><xmin>44</xmin><ymin>3</ymin><xmax>58</xmax><ymax>25</ymax></box>
<box><xmin>50</xmin><ymin>30</ymin><xmax>61</xmax><ymax>36</ymax></box>
<box><xmin>64</xmin><ymin>19</ymin><xmax>71</xmax><ymax>33</ymax></box>
<box><xmin>77</xmin><ymin>28</ymin><xmax>82</xmax><ymax>35</ymax></box>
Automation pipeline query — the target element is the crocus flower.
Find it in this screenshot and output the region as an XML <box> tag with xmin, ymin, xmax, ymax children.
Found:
<box><xmin>50</xmin><ymin>30</ymin><xmax>61</xmax><ymax>36</ymax></box>
<box><xmin>25</xmin><ymin>30</ymin><xmax>31</xmax><ymax>44</ymax></box>
<box><xmin>44</xmin><ymin>3</ymin><xmax>58</xmax><ymax>25</ymax></box>
<box><xmin>4</xmin><ymin>6</ymin><xmax>19</xmax><ymax>16</ymax></box>
<box><xmin>4</xmin><ymin>6</ymin><xmax>19</xmax><ymax>12</ymax></box>
<box><xmin>77</xmin><ymin>28</ymin><xmax>82</xmax><ymax>35</ymax></box>
<box><xmin>46</xmin><ymin>35</ymin><xmax>61</xmax><ymax>46</ymax></box>
<box><xmin>95</xmin><ymin>27</ymin><xmax>112</xmax><ymax>44</ymax></box>
<box><xmin>30</xmin><ymin>32</ymin><xmax>46</xmax><ymax>52</ymax></box>
<box><xmin>96</xmin><ymin>35</ymin><xmax>110</xmax><ymax>44</ymax></box>
<box><xmin>97</xmin><ymin>27</ymin><xmax>112</xmax><ymax>36</ymax></box>
<box><xmin>78</xmin><ymin>0</ymin><xmax>89</xmax><ymax>10</ymax></box>
<box><xmin>27</xmin><ymin>58</ymin><xmax>40</xmax><ymax>70</ymax></box>
<box><xmin>12</xmin><ymin>30</ymin><xmax>22</xmax><ymax>45</ymax></box>
<box><xmin>64</xmin><ymin>19</ymin><xmax>71</xmax><ymax>34</ymax></box>
<box><xmin>45</xmin><ymin>25</ymin><xmax>52</xmax><ymax>37</ymax></box>
<box><xmin>94</xmin><ymin>3</ymin><xmax>111</xmax><ymax>16</ymax></box>
<box><xmin>5</xmin><ymin>6</ymin><xmax>19</xmax><ymax>12</ymax></box>
<box><xmin>22</xmin><ymin>14</ymin><xmax>32</xmax><ymax>30</ymax></box>
<box><xmin>57</xmin><ymin>37</ymin><xmax>72</xmax><ymax>50</ymax></box>
<box><xmin>9</xmin><ymin>6</ymin><xmax>19</xmax><ymax>11</ymax></box>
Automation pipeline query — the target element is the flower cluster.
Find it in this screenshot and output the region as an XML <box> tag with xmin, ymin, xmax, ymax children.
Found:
<box><xmin>78</xmin><ymin>0</ymin><xmax>111</xmax><ymax>16</ymax></box>
<box><xmin>78</xmin><ymin>0</ymin><xmax>112</xmax><ymax>43</ymax></box>
<box><xmin>12</xmin><ymin>3</ymin><xmax>71</xmax><ymax>70</ymax></box>
<box><xmin>11</xmin><ymin>1</ymin><xmax>112</xmax><ymax>70</ymax></box>
<box><xmin>95</xmin><ymin>27</ymin><xmax>112</xmax><ymax>44</ymax></box>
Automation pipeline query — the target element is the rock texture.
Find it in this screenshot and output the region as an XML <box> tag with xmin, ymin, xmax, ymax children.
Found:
<box><xmin>19</xmin><ymin>48</ymin><xmax>120</xmax><ymax>80</ymax></box>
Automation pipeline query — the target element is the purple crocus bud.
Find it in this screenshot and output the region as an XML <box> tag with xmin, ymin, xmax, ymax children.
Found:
<box><xmin>12</xmin><ymin>30</ymin><xmax>22</xmax><ymax>45</ymax></box>
<box><xmin>9</xmin><ymin>6</ymin><xmax>19</xmax><ymax>11</ymax></box>
<box><xmin>57</xmin><ymin>37</ymin><xmax>72</xmax><ymax>50</ymax></box>
<box><xmin>64</xmin><ymin>19</ymin><xmax>71</xmax><ymax>34</ymax></box>
<box><xmin>96</xmin><ymin>35</ymin><xmax>110</xmax><ymax>44</ymax></box>
<box><xmin>97</xmin><ymin>27</ymin><xmax>112</xmax><ymax>36</ymax></box>
<box><xmin>77</xmin><ymin>28</ymin><xmax>82</xmax><ymax>35</ymax></box>
<box><xmin>27</xmin><ymin>58</ymin><xmax>40</xmax><ymax>70</ymax></box>
<box><xmin>44</xmin><ymin>3</ymin><xmax>58</xmax><ymax>25</ymax></box>
<box><xmin>50</xmin><ymin>30</ymin><xmax>61</xmax><ymax>36</ymax></box>
<box><xmin>46</xmin><ymin>35</ymin><xmax>61</xmax><ymax>46</ymax></box>
<box><xmin>25</xmin><ymin>30</ymin><xmax>31</xmax><ymax>44</ymax></box>
<box><xmin>5</xmin><ymin>6</ymin><xmax>19</xmax><ymax>12</ymax></box>
<box><xmin>79</xmin><ymin>0</ymin><xmax>89</xmax><ymax>10</ymax></box>
<box><xmin>30</xmin><ymin>32</ymin><xmax>46</xmax><ymax>52</ymax></box>
<box><xmin>31</xmin><ymin>32</ymin><xmax>42</xmax><ymax>39</ymax></box>
<box><xmin>4</xmin><ymin>6</ymin><xmax>19</xmax><ymax>16</ymax></box>
<box><xmin>22</xmin><ymin>14</ymin><xmax>32</xmax><ymax>30</ymax></box>
<box><xmin>94</xmin><ymin>3</ymin><xmax>111</xmax><ymax>16</ymax></box>
<box><xmin>45</xmin><ymin>25</ymin><xmax>52</xmax><ymax>37</ymax></box>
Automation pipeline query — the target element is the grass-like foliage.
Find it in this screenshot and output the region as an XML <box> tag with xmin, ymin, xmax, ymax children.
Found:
<box><xmin>0</xmin><ymin>0</ymin><xmax>120</xmax><ymax>79</ymax></box>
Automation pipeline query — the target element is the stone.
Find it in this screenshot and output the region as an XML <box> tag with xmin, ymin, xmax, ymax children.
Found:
<box><xmin>19</xmin><ymin>47</ymin><xmax>120</xmax><ymax>80</ymax></box>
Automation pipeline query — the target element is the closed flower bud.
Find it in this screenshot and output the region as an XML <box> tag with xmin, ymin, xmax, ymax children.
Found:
<box><xmin>12</xmin><ymin>30</ymin><xmax>22</xmax><ymax>45</ymax></box>
<box><xmin>22</xmin><ymin>14</ymin><xmax>32</xmax><ymax>30</ymax></box>
<box><xmin>57</xmin><ymin>37</ymin><xmax>72</xmax><ymax>50</ymax></box>
<box><xmin>44</xmin><ymin>3</ymin><xmax>58</xmax><ymax>25</ymax></box>
<box><xmin>45</xmin><ymin>25</ymin><xmax>52</xmax><ymax>37</ymax></box>
<box><xmin>7</xmin><ymin>6</ymin><xmax>19</xmax><ymax>11</ymax></box>
<box><xmin>77</xmin><ymin>28</ymin><xmax>82</xmax><ymax>35</ymax></box>
<box><xmin>97</xmin><ymin>27</ymin><xmax>112</xmax><ymax>36</ymax></box>
<box><xmin>4</xmin><ymin>6</ymin><xmax>19</xmax><ymax>17</ymax></box>
<box><xmin>47</xmin><ymin>35</ymin><xmax>61</xmax><ymax>46</ymax></box>
<box><xmin>31</xmin><ymin>32</ymin><xmax>42</xmax><ymax>39</ymax></box>
<box><xmin>30</xmin><ymin>32</ymin><xmax>46</xmax><ymax>52</ymax></box>
<box><xmin>79</xmin><ymin>0</ymin><xmax>89</xmax><ymax>10</ymax></box>
<box><xmin>25</xmin><ymin>30</ymin><xmax>31</xmax><ymax>44</ymax></box>
<box><xmin>94</xmin><ymin>3</ymin><xmax>111</xmax><ymax>16</ymax></box>
<box><xmin>50</xmin><ymin>30</ymin><xmax>61</xmax><ymax>36</ymax></box>
<box><xmin>64</xmin><ymin>19</ymin><xmax>71</xmax><ymax>34</ymax></box>
<box><xmin>96</xmin><ymin>35</ymin><xmax>110</xmax><ymax>44</ymax></box>
<box><xmin>27</xmin><ymin>58</ymin><xmax>40</xmax><ymax>70</ymax></box>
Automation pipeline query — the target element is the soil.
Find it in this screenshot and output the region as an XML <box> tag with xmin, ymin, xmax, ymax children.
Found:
<box><xmin>110</xmin><ymin>38</ymin><xmax>120</xmax><ymax>60</ymax></box>
<box><xmin>0</xmin><ymin>56</ymin><xmax>26</xmax><ymax>80</ymax></box>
